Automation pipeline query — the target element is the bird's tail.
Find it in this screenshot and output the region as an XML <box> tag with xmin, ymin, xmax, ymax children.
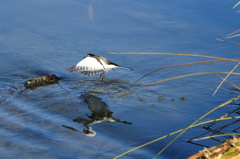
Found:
<box><xmin>109</xmin><ymin>61</ymin><xmax>133</xmax><ymax>70</ymax></box>
<box><xmin>118</xmin><ymin>65</ymin><xmax>133</xmax><ymax>70</ymax></box>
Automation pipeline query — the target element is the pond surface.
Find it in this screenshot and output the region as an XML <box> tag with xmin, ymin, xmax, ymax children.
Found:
<box><xmin>1</xmin><ymin>0</ymin><xmax>240</xmax><ymax>158</ymax></box>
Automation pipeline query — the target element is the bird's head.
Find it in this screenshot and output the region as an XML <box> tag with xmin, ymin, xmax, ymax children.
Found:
<box><xmin>87</xmin><ymin>53</ymin><xmax>95</xmax><ymax>57</ymax></box>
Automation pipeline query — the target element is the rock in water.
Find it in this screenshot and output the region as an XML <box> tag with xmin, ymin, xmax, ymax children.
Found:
<box><xmin>24</xmin><ymin>74</ymin><xmax>59</xmax><ymax>90</ymax></box>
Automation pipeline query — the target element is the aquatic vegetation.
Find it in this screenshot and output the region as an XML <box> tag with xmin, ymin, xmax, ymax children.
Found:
<box><xmin>188</xmin><ymin>137</ymin><xmax>240</xmax><ymax>159</ymax></box>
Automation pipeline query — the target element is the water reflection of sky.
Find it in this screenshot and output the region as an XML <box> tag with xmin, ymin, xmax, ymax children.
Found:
<box><xmin>1</xmin><ymin>0</ymin><xmax>240</xmax><ymax>158</ymax></box>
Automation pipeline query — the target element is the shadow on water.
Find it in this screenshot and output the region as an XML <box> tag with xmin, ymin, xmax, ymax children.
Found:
<box><xmin>63</xmin><ymin>93</ymin><xmax>132</xmax><ymax>137</ymax></box>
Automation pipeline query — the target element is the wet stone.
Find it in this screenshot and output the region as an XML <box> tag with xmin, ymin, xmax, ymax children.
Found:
<box><xmin>24</xmin><ymin>74</ymin><xmax>59</xmax><ymax>90</ymax></box>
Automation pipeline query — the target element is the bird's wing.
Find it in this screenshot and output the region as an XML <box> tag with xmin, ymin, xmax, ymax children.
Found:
<box><xmin>68</xmin><ymin>57</ymin><xmax>105</xmax><ymax>76</ymax></box>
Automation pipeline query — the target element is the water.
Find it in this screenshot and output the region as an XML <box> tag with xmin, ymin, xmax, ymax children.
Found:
<box><xmin>1</xmin><ymin>0</ymin><xmax>240</xmax><ymax>158</ymax></box>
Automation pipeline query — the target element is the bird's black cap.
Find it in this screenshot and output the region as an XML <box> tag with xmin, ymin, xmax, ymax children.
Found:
<box><xmin>87</xmin><ymin>53</ymin><xmax>95</xmax><ymax>57</ymax></box>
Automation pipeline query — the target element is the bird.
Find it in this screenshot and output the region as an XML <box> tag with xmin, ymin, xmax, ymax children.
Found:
<box><xmin>68</xmin><ymin>53</ymin><xmax>132</xmax><ymax>81</ymax></box>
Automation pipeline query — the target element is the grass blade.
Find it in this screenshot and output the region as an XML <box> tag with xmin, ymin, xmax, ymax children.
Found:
<box><xmin>212</xmin><ymin>63</ymin><xmax>240</xmax><ymax>96</ymax></box>
<box><xmin>110</xmin><ymin>52</ymin><xmax>240</xmax><ymax>61</ymax></box>
<box><xmin>142</xmin><ymin>72</ymin><xmax>240</xmax><ymax>86</ymax></box>
<box><xmin>233</xmin><ymin>1</ymin><xmax>240</xmax><ymax>9</ymax></box>
<box><xmin>217</xmin><ymin>74</ymin><xmax>240</xmax><ymax>90</ymax></box>
<box><xmin>216</xmin><ymin>39</ymin><xmax>240</xmax><ymax>46</ymax></box>
<box><xmin>226</xmin><ymin>29</ymin><xmax>240</xmax><ymax>37</ymax></box>
<box><xmin>192</xmin><ymin>133</ymin><xmax>240</xmax><ymax>141</ymax></box>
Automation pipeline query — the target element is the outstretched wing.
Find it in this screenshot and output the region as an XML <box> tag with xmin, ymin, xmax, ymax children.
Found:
<box><xmin>68</xmin><ymin>57</ymin><xmax>105</xmax><ymax>76</ymax></box>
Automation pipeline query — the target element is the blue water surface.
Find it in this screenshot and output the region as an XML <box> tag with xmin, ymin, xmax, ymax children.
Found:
<box><xmin>1</xmin><ymin>0</ymin><xmax>240</xmax><ymax>159</ymax></box>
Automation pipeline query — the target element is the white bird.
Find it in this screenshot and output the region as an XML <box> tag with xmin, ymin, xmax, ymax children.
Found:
<box><xmin>68</xmin><ymin>53</ymin><xmax>132</xmax><ymax>80</ymax></box>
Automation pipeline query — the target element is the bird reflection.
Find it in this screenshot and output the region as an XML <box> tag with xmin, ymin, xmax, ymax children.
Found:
<box><xmin>63</xmin><ymin>93</ymin><xmax>131</xmax><ymax>137</ymax></box>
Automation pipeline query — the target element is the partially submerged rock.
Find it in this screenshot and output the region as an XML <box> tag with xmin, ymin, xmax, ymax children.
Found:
<box><xmin>24</xmin><ymin>74</ymin><xmax>59</xmax><ymax>90</ymax></box>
